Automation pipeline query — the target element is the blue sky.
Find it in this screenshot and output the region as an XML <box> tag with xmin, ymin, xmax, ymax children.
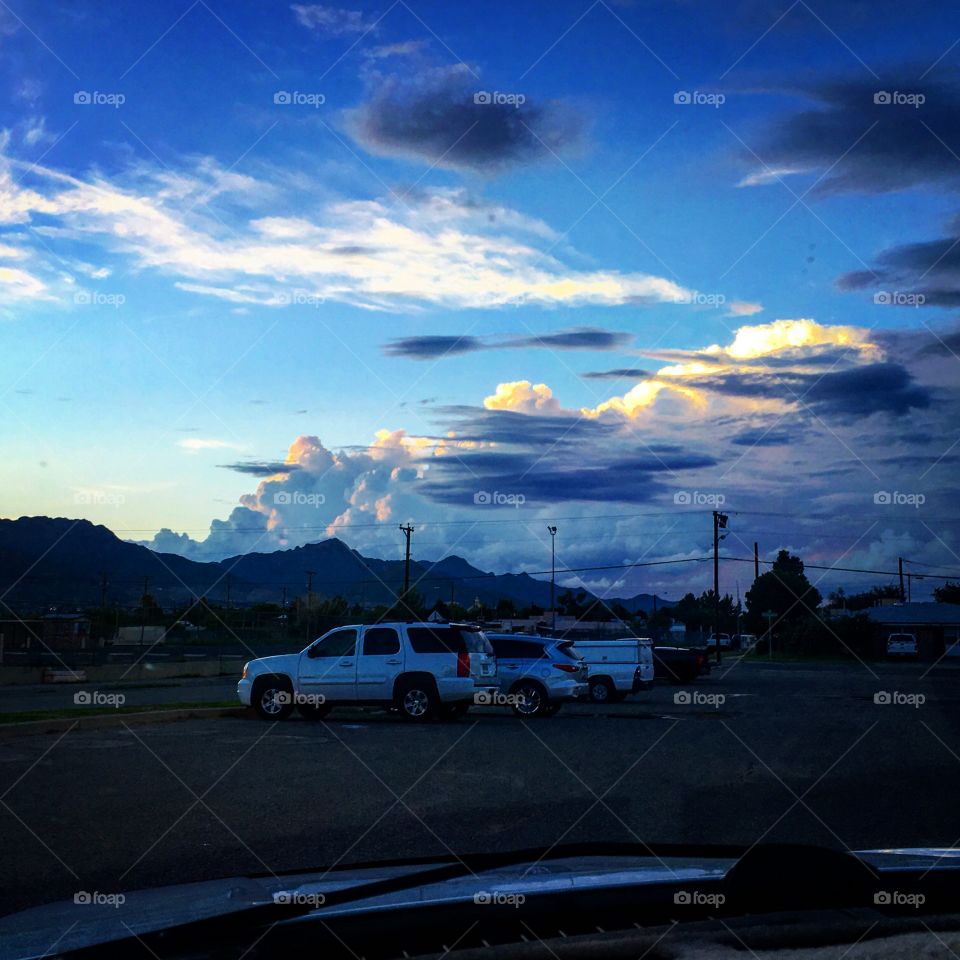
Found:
<box><xmin>2</xmin><ymin>0</ymin><xmax>960</xmax><ymax>599</ymax></box>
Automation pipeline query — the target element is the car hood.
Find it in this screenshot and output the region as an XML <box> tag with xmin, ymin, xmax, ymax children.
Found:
<box><xmin>246</xmin><ymin>652</ymin><xmax>299</xmax><ymax>675</ymax></box>
<box><xmin>4</xmin><ymin>847</ymin><xmax>960</xmax><ymax>960</ymax></box>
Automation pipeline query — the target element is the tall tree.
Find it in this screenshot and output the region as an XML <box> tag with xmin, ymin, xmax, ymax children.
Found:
<box><xmin>745</xmin><ymin>551</ymin><xmax>822</xmax><ymax>632</ymax></box>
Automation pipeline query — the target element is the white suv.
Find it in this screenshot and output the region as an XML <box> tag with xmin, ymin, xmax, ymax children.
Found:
<box><xmin>238</xmin><ymin>622</ymin><xmax>497</xmax><ymax>722</ymax></box>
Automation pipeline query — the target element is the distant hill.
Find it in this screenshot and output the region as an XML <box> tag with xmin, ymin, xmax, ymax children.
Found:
<box><xmin>0</xmin><ymin>516</ymin><xmax>675</xmax><ymax>614</ymax></box>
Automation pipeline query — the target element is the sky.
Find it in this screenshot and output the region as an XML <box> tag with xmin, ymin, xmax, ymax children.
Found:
<box><xmin>2</xmin><ymin>0</ymin><xmax>959</xmax><ymax>602</ymax></box>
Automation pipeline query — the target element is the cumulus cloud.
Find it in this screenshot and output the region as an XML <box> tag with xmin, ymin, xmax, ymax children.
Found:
<box><xmin>483</xmin><ymin>381</ymin><xmax>560</xmax><ymax>414</ymax></box>
<box><xmin>135</xmin><ymin>319</ymin><xmax>956</xmax><ymax>601</ymax></box>
<box><xmin>346</xmin><ymin>63</ymin><xmax>587</xmax><ymax>172</ymax></box>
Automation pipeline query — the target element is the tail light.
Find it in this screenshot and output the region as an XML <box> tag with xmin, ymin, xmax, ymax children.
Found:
<box><xmin>553</xmin><ymin>662</ymin><xmax>579</xmax><ymax>673</ymax></box>
<box><xmin>457</xmin><ymin>652</ymin><xmax>470</xmax><ymax>677</ymax></box>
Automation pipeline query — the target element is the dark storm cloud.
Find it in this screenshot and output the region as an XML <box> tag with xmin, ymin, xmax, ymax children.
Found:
<box><xmin>731</xmin><ymin>427</ymin><xmax>796</xmax><ymax>446</ymax></box>
<box><xmin>218</xmin><ymin>461</ymin><xmax>301</xmax><ymax>476</ymax></box>
<box><xmin>347</xmin><ymin>65</ymin><xmax>586</xmax><ymax>172</ymax></box>
<box><xmin>436</xmin><ymin>406</ymin><xmax>622</xmax><ymax>446</ymax></box>
<box><xmin>837</xmin><ymin>226</ymin><xmax>960</xmax><ymax>306</ymax></box>
<box><xmin>383</xmin><ymin>335</ymin><xmax>482</xmax><ymax>359</ymax></box>
<box><xmin>581</xmin><ymin>367</ymin><xmax>651</xmax><ymax>380</ymax></box>
<box><xmin>801</xmin><ymin>363</ymin><xmax>932</xmax><ymax>416</ymax></box>
<box><xmin>745</xmin><ymin>73</ymin><xmax>960</xmax><ymax>195</ymax></box>
<box><xmin>384</xmin><ymin>328</ymin><xmax>632</xmax><ymax>359</ymax></box>
<box><xmin>420</xmin><ymin>448</ymin><xmax>717</xmax><ymax>506</ymax></box>
<box><xmin>684</xmin><ymin>362</ymin><xmax>931</xmax><ymax>417</ymax></box>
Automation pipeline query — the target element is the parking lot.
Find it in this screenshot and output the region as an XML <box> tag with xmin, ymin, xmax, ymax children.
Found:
<box><xmin>3</xmin><ymin>658</ymin><xmax>960</xmax><ymax>915</ymax></box>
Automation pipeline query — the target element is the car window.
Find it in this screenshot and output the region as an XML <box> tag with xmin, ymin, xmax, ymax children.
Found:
<box><xmin>490</xmin><ymin>637</ymin><xmax>544</xmax><ymax>659</ymax></box>
<box><xmin>363</xmin><ymin>627</ymin><xmax>400</xmax><ymax>656</ymax></box>
<box><xmin>309</xmin><ymin>628</ymin><xmax>357</xmax><ymax>658</ymax></box>
<box><xmin>407</xmin><ymin>626</ymin><xmax>467</xmax><ymax>654</ymax></box>
<box><xmin>459</xmin><ymin>626</ymin><xmax>494</xmax><ymax>654</ymax></box>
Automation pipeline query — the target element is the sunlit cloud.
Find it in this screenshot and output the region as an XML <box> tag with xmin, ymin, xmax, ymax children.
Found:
<box><xmin>0</xmin><ymin>157</ymin><xmax>698</xmax><ymax>311</ymax></box>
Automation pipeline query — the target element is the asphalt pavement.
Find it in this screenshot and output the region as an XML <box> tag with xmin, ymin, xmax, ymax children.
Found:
<box><xmin>2</xmin><ymin>657</ymin><xmax>959</xmax><ymax>916</ymax></box>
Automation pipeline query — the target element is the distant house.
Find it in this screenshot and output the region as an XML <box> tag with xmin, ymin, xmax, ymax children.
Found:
<box><xmin>858</xmin><ymin>602</ymin><xmax>960</xmax><ymax>659</ymax></box>
<box><xmin>42</xmin><ymin>613</ymin><xmax>91</xmax><ymax>649</ymax></box>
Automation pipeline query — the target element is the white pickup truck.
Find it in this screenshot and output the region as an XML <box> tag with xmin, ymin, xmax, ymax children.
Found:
<box><xmin>886</xmin><ymin>632</ymin><xmax>918</xmax><ymax>658</ymax></box>
<box><xmin>574</xmin><ymin>638</ymin><xmax>655</xmax><ymax>703</ymax></box>
<box><xmin>238</xmin><ymin>622</ymin><xmax>497</xmax><ymax>721</ymax></box>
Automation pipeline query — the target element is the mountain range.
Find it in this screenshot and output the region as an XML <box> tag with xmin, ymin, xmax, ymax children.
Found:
<box><xmin>0</xmin><ymin>516</ymin><xmax>674</xmax><ymax>614</ymax></box>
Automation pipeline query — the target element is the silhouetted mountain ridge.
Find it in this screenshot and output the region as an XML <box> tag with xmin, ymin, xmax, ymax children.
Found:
<box><xmin>0</xmin><ymin>516</ymin><xmax>674</xmax><ymax>614</ymax></box>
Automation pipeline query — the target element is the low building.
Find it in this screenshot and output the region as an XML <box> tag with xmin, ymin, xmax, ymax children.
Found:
<box><xmin>860</xmin><ymin>602</ymin><xmax>960</xmax><ymax>659</ymax></box>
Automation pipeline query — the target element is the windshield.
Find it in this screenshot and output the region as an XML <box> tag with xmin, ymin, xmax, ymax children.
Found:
<box><xmin>3</xmin><ymin>1</ymin><xmax>960</xmax><ymax>952</ymax></box>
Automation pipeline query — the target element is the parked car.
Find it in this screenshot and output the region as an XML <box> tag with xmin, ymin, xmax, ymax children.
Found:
<box><xmin>707</xmin><ymin>633</ymin><xmax>733</xmax><ymax>648</ymax></box>
<box><xmin>486</xmin><ymin>634</ymin><xmax>588</xmax><ymax>717</ymax></box>
<box><xmin>735</xmin><ymin>633</ymin><xmax>757</xmax><ymax>650</ymax></box>
<box><xmin>653</xmin><ymin>645</ymin><xmax>707</xmax><ymax>683</ymax></box>
<box><xmin>574</xmin><ymin>638</ymin><xmax>655</xmax><ymax>703</ymax></box>
<box><xmin>886</xmin><ymin>632</ymin><xmax>919</xmax><ymax>658</ymax></box>
<box><xmin>238</xmin><ymin>622</ymin><xmax>497</xmax><ymax>722</ymax></box>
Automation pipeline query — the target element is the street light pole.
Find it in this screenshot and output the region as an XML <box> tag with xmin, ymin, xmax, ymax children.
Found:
<box><xmin>547</xmin><ymin>526</ymin><xmax>557</xmax><ymax>634</ymax></box>
<box><xmin>713</xmin><ymin>511</ymin><xmax>728</xmax><ymax>665</ymax></box>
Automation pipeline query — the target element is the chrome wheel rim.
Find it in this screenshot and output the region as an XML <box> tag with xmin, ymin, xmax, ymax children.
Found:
<box><xmin>592</xmin><ymin>683</ymin><xmax>610</xmax><ymax>702</ymax></box>
<box><xmin>403</xmin><ymin>689</ymin><xmax>429</xmax><ymax>716</ymax></box>
<box><xmin>261</xmin><ymin>688</ymin><xmax>286</xmax><ymax>715</ymax></box>
<box><xmin>516</xmin><ymin>686</ymin><xmax>542</xmax><ymax>715</ymax></box>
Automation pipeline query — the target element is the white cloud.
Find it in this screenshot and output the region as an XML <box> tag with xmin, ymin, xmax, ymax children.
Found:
<box><xmin>291</xmin><ymin>4</ymin><xmax>378</xmax><ymax>35</ymax></box>
<box><xmin>177</xmin><ymin>438</ymin><xmax>243</xmax><ymax>452</ymax></box>
<box><xmin>0</xmin><ymin>157</ymin><xmax>698</xmax><ymax>311</ymax></box>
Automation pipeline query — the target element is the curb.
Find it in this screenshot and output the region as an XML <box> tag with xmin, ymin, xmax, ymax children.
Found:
<box><xmin>0</xmin><ymin>706</ymin><xmax>249</xmax><ymax>739</ymax></box>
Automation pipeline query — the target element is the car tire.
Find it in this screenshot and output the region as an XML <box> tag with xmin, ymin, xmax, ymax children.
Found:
<box><xmin>297</xmin><ymin>702</ymin><xmax>331</xmax><ymax>720</ymax></box>
<box><xmin>439</xmin><ymin>702</ymin><xmax>470</xmax><ymax>721</ymax></box>
<box><xmin>396</xmin><ymin>678</ymin><xmax>438</xmax><ymax>721</ymax></box>
<box><xmin>589</xmin><ymin>677</ymin><xmax>616</xmax><ymax>704</ymax></box>
<box><xmin>253</xmin><ymin>677</ymin><xmax>294</xmax><ymax>721</ymax></box>
<box><xmin>510</xmin><ymin>681</ymin><xmax>549</xmax><ymax>718</ymax></box>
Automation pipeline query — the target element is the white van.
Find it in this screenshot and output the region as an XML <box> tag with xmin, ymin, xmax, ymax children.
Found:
<box><xmin>575</xmin><ymin>638</ymin><xmax>655</xmax><ymax>703</ymax></box>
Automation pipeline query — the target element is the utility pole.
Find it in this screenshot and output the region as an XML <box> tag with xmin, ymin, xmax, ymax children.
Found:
<box><xmin>399</xmin><ymin>525</ymin><xmax>414</xmax><ymax>596</ymax></box>
<box><xmin>140</xmin><ymin>576</ymin><xmax>149</xmax><ymax>648</ymax></box>
<box><xmin>305</xmin><ymin>571</ymin><xmax>316</xmax><ymax>643</ymax></box>
<box><xmin>713</xmin><ymin>511</ymin><xmax>728</xmax><ymax>664</ymax></box>
<box><xmin>547</xmin><ymin>526</ymin><xmax>558</xmax><ymax>634</ymax></box>
<box><xmin>898</xmin><ymin>557</ymin><xmax>905</xmax><ymax>602</ymax></box>
<box><xmin>754</xmin><ymin>542</ymin><xmax>759</xmax><ymax>581</ymax></box>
